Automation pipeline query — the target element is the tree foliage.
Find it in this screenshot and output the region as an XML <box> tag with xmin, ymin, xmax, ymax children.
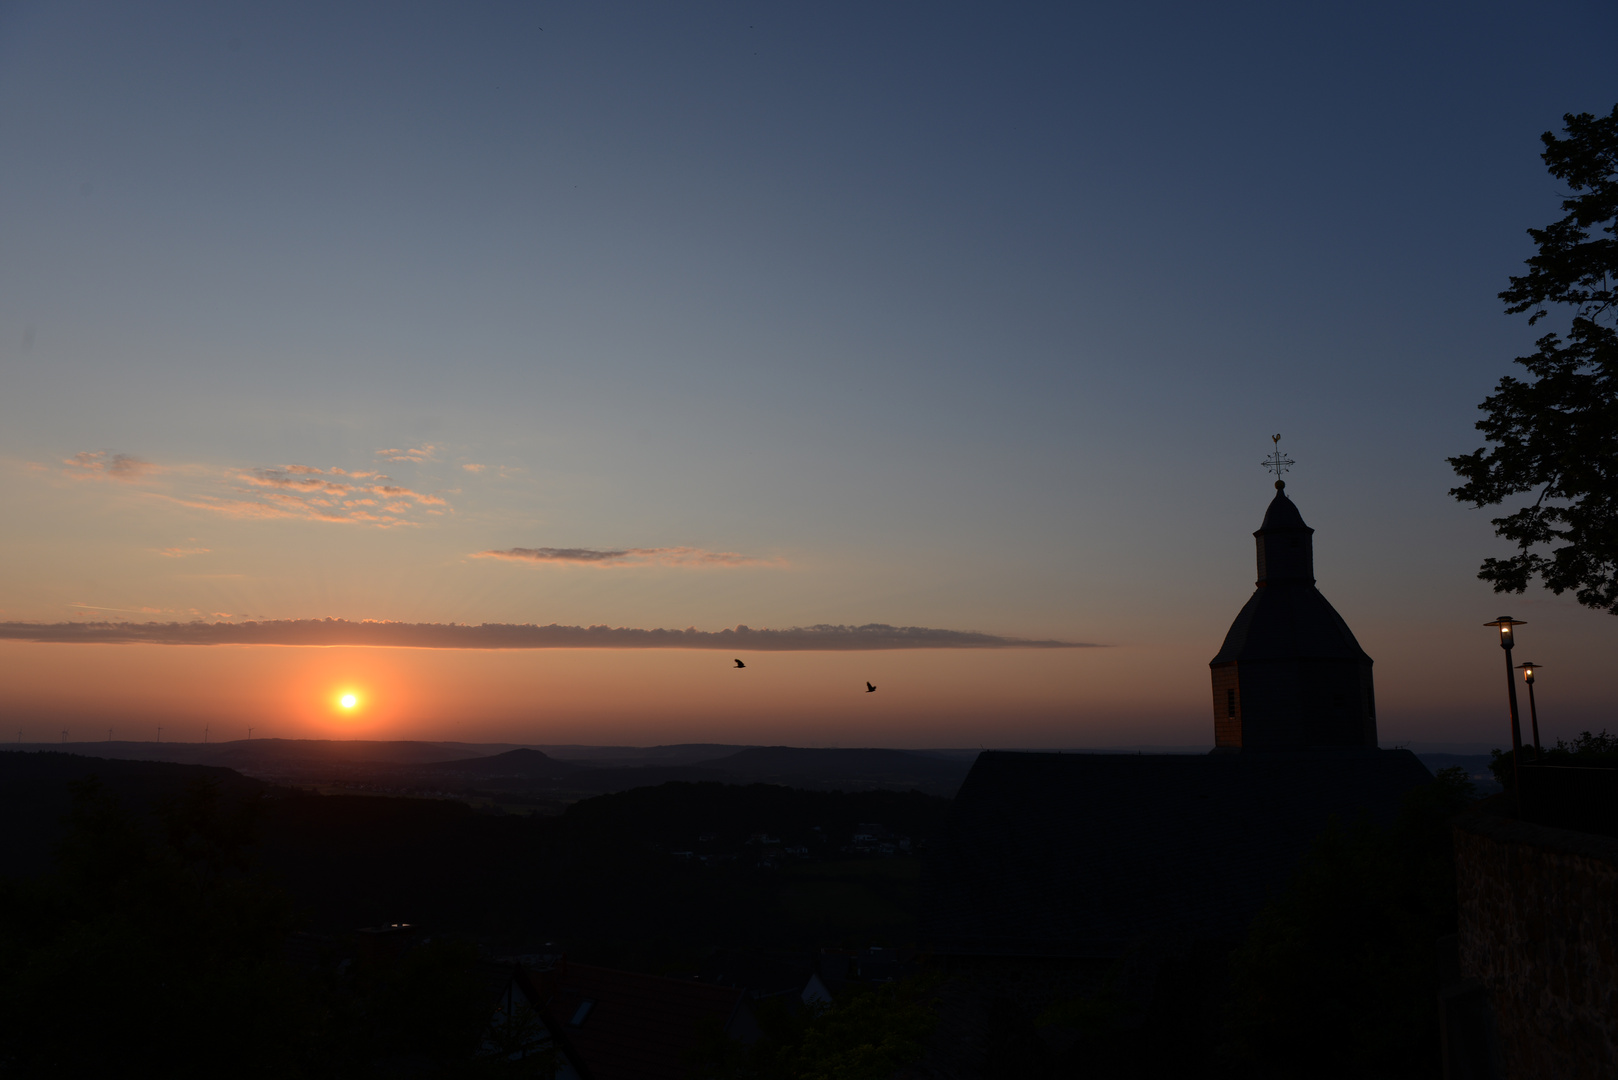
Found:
<box><xmin>1449</xmin><ymin>105</ymin><xmax>1618</xmax><ymax>613</ymax></box>
<box><xmin>1490</xmin><ymin>728</ymin><xmax>1618</xmax><ymax>790</ymax></box>
<box><xmin>692</xmin><ymin>976</ymin><xmax>939</xmax><ymax>1080</ymax></box>
<box><xmin>1221</xmin><ymin>768</ymin><xmax>1477</xmax><ymax>1078</ymax></box>
<box><xmin>0</xmin><ymin>777</ymin><xmax>529</xmax><ymax>1079</ymax></box>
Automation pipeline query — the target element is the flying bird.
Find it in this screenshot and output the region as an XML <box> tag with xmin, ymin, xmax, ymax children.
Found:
<box><xmin>866</xmin><ymin>682</ymin><xmax>877</xmax><ymax>693</ymax></box>
<box><xmin>734</xmin><ymin>659</ymin><xmax>746</xmax><ymax>668</ymax></box>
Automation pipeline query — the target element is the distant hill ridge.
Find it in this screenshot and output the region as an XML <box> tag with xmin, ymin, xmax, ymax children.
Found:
<box><xmin>420</xmin><ymin>747</ymin><xmax>574</xmax><ymax>778</ymax></box>
<box><xmin>703</xmin><ymin>746</ymin><xmax>968</xmax><ymax>776</ymax></box>
<box><xmin>6</xmin><ymin>742</ymin><xmax>981</xmax><ymax>797</ymax></box>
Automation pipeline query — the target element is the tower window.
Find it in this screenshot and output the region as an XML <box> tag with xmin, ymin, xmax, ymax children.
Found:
<box><xmin>1226</xmin><ymin>689</ymin><xmax>1237</xmax><ymax>718</ymax></box>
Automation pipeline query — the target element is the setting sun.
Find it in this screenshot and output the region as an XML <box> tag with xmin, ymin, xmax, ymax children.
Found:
<box><xmin>340</xmin><ymin>694</ymin><xmax>357</xmax><ymax>709</ymax></box>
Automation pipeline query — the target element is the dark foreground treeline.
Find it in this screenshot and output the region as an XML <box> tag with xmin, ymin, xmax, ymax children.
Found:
<box><xmin>1488</xmin><ymin>728</ymin><xmax>1618</xmax><ymax>788</ymax></box>
<box><xmin>0</xmin><ymin>776</ymin><xmax>511</xmax><ymax>1077</ymax></box>
<box><xmin>0</xmin><ymin>753</ymin><xmax>947</xmax><ymax>964</ymax></box>
<box><xmin>0</xmin><ymin>752</ymin><xmax>950</xmax><ymax>1077</ymax></box>
<box><xmin>922</xmin><ymin>767</ymin><xmax>1478</xmax><ymax>1080</ymax></box>
<box><xmin>1218</xmin><ymin>768</ymin><xmax>1476</xmax><ymax>1078</ymax></box>
<box><xmin>0</xmin><ymin>752</ymin><xmax>1479</xmax><ymax>1079</ymax></box>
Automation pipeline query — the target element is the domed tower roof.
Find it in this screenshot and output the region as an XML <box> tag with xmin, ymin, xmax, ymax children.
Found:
<box><xmin>1258</xmin><ymin>488</ymin><xmax>1309</xmax><ymax>533</ymax></box>
<box><xmin>1211</xmin><ymin>487</ymin><xmax>1370</xmax><ymax>665</ymax></box>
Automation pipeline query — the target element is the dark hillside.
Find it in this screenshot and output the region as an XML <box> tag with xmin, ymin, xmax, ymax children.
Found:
<box><xmin>254</xmin><ymin>780</ymin><xmax>947</xmax><ymax>968</ymax></box>
<box><xmin>12</xmin><ymin>740</ymin><xmax>975</xmax><ymax>797</ymax></box>
<box><xmin>11</xmin><ymin>738</ymin><xmax>503</xmax><ymax>769</ymax></box>
<box><xmin>542</xmin><ymin>763</ymin><xmax>735</xmax><ymax>792</ymax></box>
<box><xmin>0</xmin><ymin>752</ymin><xmax>950</xmax><ymax>972</ymax></box>
<box><xmin>416</xmin><ymin>747</ymin><xmax>575</xmax><ymax>778</ymax></box>
<box><xmin>373</xmin><ymin>747</ymin><xmax>972</xmax><ymax>798</ymax></box>
<box><xmin>0</xmin><ymin>751</ymin><xmax>266</xmax><ymax>875</ymax></box>
<box><xmin>701</xmin><ymin>746</ymin><xmax>972</xmax><ymax>794</ymax></box>
<box><xmin>540</xmin><ymin>743</ymin><xmax>754</xmax><ymax>767</ymax></box>
<box><xmin>560</xmin><ymin>779</ymin><xmax>946</xmax><ymax>845</ymax></box>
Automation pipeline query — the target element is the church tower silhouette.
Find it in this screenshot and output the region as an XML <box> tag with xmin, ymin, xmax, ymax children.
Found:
<box><xmin>1209</xmin><ymin>469</ymin><xmax>1376</xmax><ymax>751</ymax></box>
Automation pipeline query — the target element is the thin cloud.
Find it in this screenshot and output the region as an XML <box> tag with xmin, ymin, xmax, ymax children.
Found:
<box><xmin>244</xmin><ymin>468</ymin><xmax>353</xmax><ymax>495</ymax></box>
<box><xmin>0</xmin><ymin>619</ymin><xmax>1098</xmax><ymax>650</ymax></box>
<box><xmin>475</xmin><ymin>546</ymin><xmax>779</xmax><ymax>568</ymax></box>
<box><xmin>372</xmin><ymin>484</ymin><xmax>448</xmax><ymax>506</ymax></box>
<box><xmin>52</xmin><ymin>450</ymin><xmax>439</xmax><ymax>528</ymax></box>
<box><xmin>155</xmin><ymin>547</ymin><xmax>210</xmax><ymax>558</ymax></box>
<box><xmin>267</xmin><ymin>465</ymin><xmax>392</xmax><ymax>482</ymax></box>
<box><xmin>152</xmin><ymin>493</ymin><xmax>417</xmax><ymax>528</ymax></box>
<box><xmin>64</xmin><ymin>451</ymin><xmax>158</xmax><ymax>482</ymax></box>
<box><xmin>376</xmin><ymin>444</ymin><xmax>439</xmax><ymax>463</ymax></box>
<box><xmin>151</xmin><ymin>463</ymin><xmax>447</xmax><ymax>528</ymax></box>
<box><xmin>462</xmin><ymin>463</ymin><xmax>485</xmax><ymax>473</ymax></box>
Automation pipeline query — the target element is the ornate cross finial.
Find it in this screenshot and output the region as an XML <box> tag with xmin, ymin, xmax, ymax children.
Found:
<box><xmin>1263</xmin><ymin>434</ymin><xmax>1294</xmax><ymax>490</ymax></box>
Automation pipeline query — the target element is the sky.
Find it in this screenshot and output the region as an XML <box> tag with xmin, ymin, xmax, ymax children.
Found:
<box><xmin>1</xmin><ymin>1</ymin><xmax>1615</xmax><ymax>749</ymax></box>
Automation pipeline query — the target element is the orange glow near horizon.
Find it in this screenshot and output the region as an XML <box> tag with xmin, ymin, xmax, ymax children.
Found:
<box><xmin>0</xmin><ymin>639</ymin><xmax>1170</xmax><ymax>746</ymax></box>
<box><xmin>2</xmin><ymin>633</ymin><xmax>1605</xmax><ymax>750</ymax></box>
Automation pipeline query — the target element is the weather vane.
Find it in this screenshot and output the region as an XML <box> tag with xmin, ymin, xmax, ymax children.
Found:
<box><xmin>1263</xmin><ymin>433</ymin><xmax>1294</xmax><ymax>489</ymax></box>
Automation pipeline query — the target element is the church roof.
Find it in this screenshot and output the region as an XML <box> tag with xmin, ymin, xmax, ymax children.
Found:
<box><xmin>1210</xmin><ymin>585</ymin><xmax>1371</xmax><ymax>665</ymax></box>
<box><xmin>1211</xmin><ymin>485</ymin><xmax>1371</xmax><ymax>666</ymax></box>
<box><xmin>920</xmin><ymin>749</ymin><xmax>1432</xmax><ymax>958</ymax></box>
<box><xmin>1258</xmin><ymin>488</ymin><xmax>1310</xmax><ymax>532</ymax></box>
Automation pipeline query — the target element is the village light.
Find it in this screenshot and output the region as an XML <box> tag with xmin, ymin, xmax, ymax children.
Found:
<box><xmin>1517</xmin><ymin>661</ymin><xmax>1544</xmax><ymax>760</ymax></box>
<box><xmin>1484</xmin><ymin>617</ymin><xmax>1527</xmax><ymax>810</ymax></box>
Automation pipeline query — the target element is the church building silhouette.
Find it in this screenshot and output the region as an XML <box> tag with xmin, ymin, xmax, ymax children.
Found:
<box><xmin>1210</xmin><ymin>478</ymin><xmax>1377</xmax><ymax>751</ymax></box>
<box><xmin>921</xmin><ymin>456</ymin><xmax>1433</xmax><ymax>963</ymax></box>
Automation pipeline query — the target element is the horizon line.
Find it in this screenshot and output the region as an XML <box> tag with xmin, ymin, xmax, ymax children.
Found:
<box><xmin>0</xmin><ymin>618</ymin><xmax>1096</xmax><ymax>651</ymax></box>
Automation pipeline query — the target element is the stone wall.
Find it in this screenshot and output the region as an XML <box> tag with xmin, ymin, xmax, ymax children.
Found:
<box><xmin>1454</xmin><ymin>812</ymin><xmax>1618</xmax><ymax>1079</ymax></box>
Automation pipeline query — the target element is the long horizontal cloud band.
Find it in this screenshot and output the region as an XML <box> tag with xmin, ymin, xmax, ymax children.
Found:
<box><xmin>475</xmin><ymin>547</ymin><xmax>777</xmax><ymax>567</ymax></box>
<box><xmin>0</xmin><ymin>620</ymin><xmax>1096</xmax><ymax>650</ymax></box>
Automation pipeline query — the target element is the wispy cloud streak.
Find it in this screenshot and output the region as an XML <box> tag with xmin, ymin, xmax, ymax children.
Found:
<box><xmin>64</xmin><ymin>451</ymin><xmax>158</xmax><ymax>482</ymax></box>
<box><xmin>475</xmin><ymin>546</ymin><xmax>778</xmax><ymax>567</ymax></box>
<box><xmin>377</xmin><ymin>444</ymin><xmax>439</xmax><ymax>463</ymax></box>
<box><xmin>0</xmin><ymin>620</ymin><xmax>1096</xmax><ymax>650</ymax></box>
<box><xmin>55</xmin><ymin>450</ymin><xmax>451</xmax><ymax>528</ymax></box>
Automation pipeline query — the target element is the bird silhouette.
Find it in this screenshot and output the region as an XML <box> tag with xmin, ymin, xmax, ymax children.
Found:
<box><xmin>866</xmin><ymin>682</ymin><xmax>877</xmax><ymax>693</ymax></box>
<box><xmin>734</xmin><ymin>659</ymin><xmax>746</xmax><ymax>668</ymax></box>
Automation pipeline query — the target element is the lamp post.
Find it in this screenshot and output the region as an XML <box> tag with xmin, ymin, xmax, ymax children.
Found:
<box><xmin>1516</xmin><ymin>662</ymin><xmax>1543</xmax><ymax>761</ymax></box>
<box><xmin>1484</xmin><ymin>617</ymin><xmax>1526</xmax><ymax>811</ymax></box>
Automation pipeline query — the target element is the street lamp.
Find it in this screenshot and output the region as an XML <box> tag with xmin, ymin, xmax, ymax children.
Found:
<box><xmin>1516</xmin><ymin>662</ymin><xmax>1543</xmax><ymax>760</ymax></box>
<box><xmin>1484</xmin><ymin>616</ymin><xmax>1526</xmax><ymax>809</ymax></box>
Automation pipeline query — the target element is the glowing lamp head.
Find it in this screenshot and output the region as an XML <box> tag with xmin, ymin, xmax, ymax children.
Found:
<box><xmin>1517</xmin><ymin>662</ymin><xmax>1539</xmax><ymax>685</ymax></box>
<box><xmin>1484</xmin><ymin>616</ymin><xmax>1524</xmax><ymax>649</ymax></box>
<box><xmin>340</xmin><ymin>694</ymin><xmax>357</xmax><ymax>709</ymax></box>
